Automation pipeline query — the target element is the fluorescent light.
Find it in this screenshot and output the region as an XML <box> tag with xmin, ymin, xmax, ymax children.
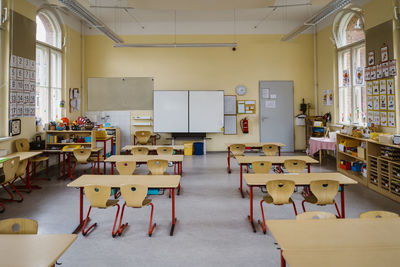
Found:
<box><xmin>281</xmin><ymin>0</ymin><xmax>351</xmax><ymax>42</ymax></box>
<box><xmin>113</xmin><ymin>43</ymin><xmax>238</xmax><ymax>48</ymax></box>
<box><xmin>58</xmin><ymin>0</ymin><xmax>123</xmax><ymax>43</ymax></box>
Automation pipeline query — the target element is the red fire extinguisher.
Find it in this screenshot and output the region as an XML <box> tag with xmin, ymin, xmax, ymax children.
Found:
<box><xmin>240</xmin><ymin>117</ymin><xmax>249</xmax><ymax>134</ymax></box>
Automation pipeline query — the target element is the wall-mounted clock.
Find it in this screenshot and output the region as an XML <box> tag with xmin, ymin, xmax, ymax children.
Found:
<box><xmin>9</xmin><ymin>119</ymin><xmax>21</xmax><ymax>136</ymax></box>
<box><xmin>236</xmin><ymin>85</ymin><xmax>247</xmax><ymax>96</ymax></box>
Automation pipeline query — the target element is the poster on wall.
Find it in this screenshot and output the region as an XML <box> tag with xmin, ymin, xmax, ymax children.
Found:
<box><xmin>387</xmin><ymin>79</ymin><xmax>394</xmax><ymax>94</ymax></box>
<box><xmin>388</xmin><ymin>95</ymin><xmax>395</xmax><ymax>110</ymax></box>
<box><xmin>376</xmin><ymin>64</ymin><xmax>382</xmax><ymax>79</ymax></box>
<box><xmin>355</xmin><ymin>67</ymin><xmax>363</xmax><ymax>84</ymax></box>
<box><xmin>388</xmin><ymin>112</ymin><xmax>396</xmax><ymax>127</ymax></box>
<box><xmin>379</xmin><ymin>80</ymin><xmax>387</xmax><ymax>95</ymax></box>
<box><xmin>365</xmin><ymin>67</ymin><xmax>371</xmax><ymax>81</ymax></box>
<box><xmin>380</xmin><ymin>112</ymin><xmax>388</xmax><ymax>127</ymax></box>
<box><xmin>367</xmin><ymin>96</ymin><xmax>373</xmax><ymax>110</ymax></box>
<box><xmin>381</xmin><ymin>45</ymin><xmax>389</xmax><ymax>62</ymax></box>
<box><xmin>322</xmin><ymin>90</ymin><xmax>327</xmax><ymax>105</ymax></box>
<box><xmin>343</xmin><ymin>70</ymin><xmax>350</xmax><ymax>86</ymax></box>
<box><xmin>371</xmin><ymin>65</ymin><xmax>377</xmax><ymax>80</ymax></box>
<box><xmin>367</xmin><ymin>111</ymin><xmax>374</xmax><ymax>124</ymax></box>
<box><xmin>380</xmin><ymin>95</ymin><xmax>387</xmax><ymax>110</ymax></box>
<box><xmin>389</xmin><ymin>59</ymin><xmax>397</xmax><ymax>76</ymax></box>
<box><xmin>374</xmin><ymin>111</ymin><xmax>380</xmax><ymax>125</ymax></box>
<box><xmin>373</xmin><ymin>95</ymin><xmax>380</xmax><ymax>110</ymax></box>
<box><xmin>368</xmin><ymin>51</ymin><xmax>375</xmax><ymax>66</ymax></box>
<box><xmin>373</xmin><ymin>81</ymin><xmax>379</xmax><ymax>94</ymax></box>
<box><xmin>367</xmin><ymin>82</ymin><xmax>373</xmax><ymax>95</ymax></box>
<box><xmin>327</xmin><ymin>90</ymin><xmax>333</xmax><ymax>106</ymax></box>
<box><xmin>382</xmin><ymin>62</ymin><xmax>389</xmax><ymax>77</ymax></box>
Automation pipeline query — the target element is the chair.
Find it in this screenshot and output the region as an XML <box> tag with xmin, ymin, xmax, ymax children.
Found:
<box><xmin>296</xmin><ymin>211</ymin><xmax>337</xmax><ymax>220</ymax></box>
<box><xmin>117</xmin><ymin>184</ymin><xmax>156</xmax><ymax>237</ymax></box>
<box><xmin>301</xmin><ymin>180</ymin><xmax>341</xmax><ymax>218</ymax></box>
<box><xmin>135</xmin><ymin>131</ymin><xmax>152</xmax><ymax>145</ymax></box>
<box><xmin>15</xmin><ymin>138</ymin><xmax>49</xmax><ymax>179</ymax></box>
<box><xmin>131</xmin><ymin>147</ymin><xmax>149</xmax><ymax>155</ymax></box>
<box><xmin>262</xmin><ymin>145</ymin><xmax>278</xmax><ymax>156</ymax></box>
<box><xmin>70</xmin><ymin>149</ymin><xmax>97</xmax><ymax>179</ymax></box>
<box><xmin>12</xmin><ymin>159</ymin><xmax>31</xmax><ymax>192</ymax></box>
<box><xmin>156</xmin><ymin>147</ymin><xmax>174</xmax><ymax>155</ymax></box>
<box><xmin>0</xmin><ymin>157</ymin><xmax>24</xmax><ymax>204</ymax></box>
<box><xmin>252</xmin><ymin>161</ymin><xmax>272</xmax><ymax>174</ymax></box>
<box><xmin>284</xmin><ymin>159</ymin><xmax>306</xmax><ymax>173</ymax></box>
<box><xmin>359</xmin><ymin>210</ymin><xmax>399</xmax><ymax>219</ymax></box>
<box><xmin>147</xmin><ymin>159</ymin><xmax>169</xmax><ymax>175</ymax></box>
<box><xmin>0</xmin><ymin>218</ymin><xmax>38</xmax><ymax>234</ymax></box>
<box><xmin>229</xmin><ymin>144</ymin><xmax>245</xmax><ymax>157</ymax></box>
<box><xmin>82</xmin><ymin>185</ymin><xmax>120</xmax><ymax>237</ymax></box>
<box><xmin>116</xmin><ymin>161</ymin><xmax>136</xmax><ymax>175</ymax></box>
<box><xmin>258</xmin><ymin>180</ymin><xmax>298</xmax><ymax>234</ymax></box>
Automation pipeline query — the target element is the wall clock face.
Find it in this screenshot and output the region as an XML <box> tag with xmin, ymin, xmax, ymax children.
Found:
<box><xmin>236</xmin><ymin>85</ymin><xmax>247</xmax><ymax>96</ymax></box>
<box><xmin>9</xmin><ymin>119</ymin><xmax>21</xmax><ymax>136</ymax></box>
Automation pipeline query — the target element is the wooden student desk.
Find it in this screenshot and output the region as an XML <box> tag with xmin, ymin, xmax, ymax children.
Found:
<box><xmin>235</xmin><ymin>155</ymin><xmax>319</xmax><ymax>197</ymax></box>
<box><xmin>122</xmin><ymin>145</ymin><xmax>185</xmax><ymax>154</ymax></box>
<box><xmin>0</xmin><ymin>151</ymin><xmax>43</xmax><ymax>191</ymax></box>
<box><xmin>105</xmin><ymin>154</ymin><xmax>184</xmax><ymax>176</ymax></box>
<box><xmin>266</xmin><ymin>218</ymin><xmax>400</xmax><ymax>267</ymax></box>
<box><xmin>0</xmin><ymin>234</ymin><xmax>77</xmax><ymax>267</ymax></box>
<box><xmin>67</xmin><ymin>175</ymin><xmax>181</xmax><ymax>236</ymax></box>
<box><xmin>225</xmin><ymin>142</ymin><xmax>286</xmax><ymax>173</ymax></box>
<box><xmin>244</xmin><ymin>172</ymin><xmax>357</xmax><ymax>232</ymax></box>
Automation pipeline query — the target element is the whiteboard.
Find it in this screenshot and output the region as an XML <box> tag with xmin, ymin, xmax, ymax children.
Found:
<box><xmin>88</xmin><ymin>77</ymin><xmax>153</xmax><ymax>111</ymax></box>
<box><xmin>154</xmin><ymin>91</ymin><xmax>188</xmax><ymax>133</ymax></box>
<box><xmin>189</xmin><ymin>91</ymin><xmax>224</xmax><ymax>133</ymax></box>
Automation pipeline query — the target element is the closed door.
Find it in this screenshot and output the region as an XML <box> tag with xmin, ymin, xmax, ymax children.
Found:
<box><xmin>259</xmin><ymin>81</ymin><xmax>294</xmax><ymax>152</ymax></box>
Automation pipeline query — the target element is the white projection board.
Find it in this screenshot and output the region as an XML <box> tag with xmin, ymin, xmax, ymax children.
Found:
<box><xmin>154</xmin><ymin>91</ymin><xmax>189</xmax><ymax>132</ymax></box>
<box><xmin>189</xmin><ymin>91</ymin><xmax>224</xmax><ymax>132</ymax></box>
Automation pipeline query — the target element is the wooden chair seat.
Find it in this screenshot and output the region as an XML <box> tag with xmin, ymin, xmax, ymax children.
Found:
<box><xmin>303</xmin><ymin>193</ymin><xmax>330</xmax><ymax>205</ymax></box>
<box><xmin>359</xmin><ymin>210</ymin><xmax>399</xmax><ymax>219</ymax></box>
<box><xmin>263</xmin><ymin>195</ymin><xmax>294</xmax><ymax>204</ymax></box>
<box><xmin>105</xmin><ymin>199</ymin><xmax>119</xmax><ymax>207</ymax></box>
<box><xmin>0</xmin><ymin>218</ymin><xmax>38</xmax><ymax>234</ymax></box>
<box><xmin>30</xmin><ymin>156</ymin><xmax>49</xmax><ymax>162</ymax></box>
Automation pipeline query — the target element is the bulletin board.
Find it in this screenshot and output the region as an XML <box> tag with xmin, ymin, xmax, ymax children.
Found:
<box><xmin>237</xmin><ymin>100</ymin><xmax>256</xmax><ymax>114</ymax></box>
<box><xmin>8</xmin><ymin>11</ymin><xmax>36</xmax><ymax>119</ymax></box>
<box><xmin>365</xmin><ymin>20</ymin><xmax>396</xmax><ymax>128</ymax></box>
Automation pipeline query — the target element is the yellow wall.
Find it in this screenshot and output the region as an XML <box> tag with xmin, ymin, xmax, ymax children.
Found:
<box><xmin>85</xmin><ymin>34</ymin><xmax>315</xmax><ymax>151</ymax></box>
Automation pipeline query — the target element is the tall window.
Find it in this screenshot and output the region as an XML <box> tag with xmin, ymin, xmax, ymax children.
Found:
<box><xmin>335</xmin><ymin>12</ymin><xmax>365</xmax><ymax>124</ymax></box>
<box><xmin>36</xmin><ymin>10</ymin><xmax>62</xmax><ymax>124</ymax></box>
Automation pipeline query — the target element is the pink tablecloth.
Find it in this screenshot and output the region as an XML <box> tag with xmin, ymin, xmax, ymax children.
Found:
<box><xmin>308</xmin><ymin>137</ymin><xmax>336</xmax><ymax>156</ymax></box>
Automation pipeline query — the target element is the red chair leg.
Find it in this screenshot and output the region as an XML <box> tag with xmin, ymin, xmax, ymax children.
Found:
<box><xmin>70</xmin><ymin>162</ymin><xmax>78</xmax><ymax>180</ymax></box>
<box><xmin>117</xmin><ymin>203</ymin><xmax>128</xmax><ymax>236</ymax></box>
<box><xmin>112</xmin><ymin>204</ymin><xmax>121</xmax><ymax>237</ymax></box>
<box><xmin>91</xmin><ymin>162</ymin><xmax>97</xmax><ymax>174</ymax></box>
<box><xmin>257</xmin><ymin>200</ymin><xmax>267</xmax><ymax>234</ymax></box>
<box><xmin>301</xmin><ymin>200</ymin><xmax>307</xmax><ymax>212</ymax></box>
<box><xmin>148</xmin><ymin>203</ymin><xmax>156</xmax><ymax>237</ymax></box>
<box><xmin>292</xmin><ymin>201</ymin><xmax>298</xmax><ymax>216</ymax></box>
<box><xmin>82</xmin><ymin>206</ymin><xmax>97</xmax><ymax>236</ymax></box>
<box><xmin>0</xmin><ymin>184</ymin><xmax>22</xmax><ymax>202</ymax></box>
<box><xmin>334</xmin><ymin>202</ymin><xmax>342</xmax><ymax>218</ymax></box>
<box><xmin>0</xmin><ymin>201</ymin><xmax>5</xmax><ymax>213</ymax></box>
<box><xmin>8</xmin><ymin>183</ymin><xmax>23</xmax><ymax>202</ymax></box>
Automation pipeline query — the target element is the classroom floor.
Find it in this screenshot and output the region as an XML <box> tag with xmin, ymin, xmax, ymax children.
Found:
<box><xmin>1</xmin><ymin>152</ymin><xmax>400</xmax><ymax>267</ymax></box>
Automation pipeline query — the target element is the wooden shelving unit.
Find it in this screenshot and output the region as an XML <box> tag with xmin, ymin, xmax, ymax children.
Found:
<box><xmin>45</xmin><ymin>130</ymin><xmax>97</xmax><ymax>150</ymax></box>
<box><xmin>105</xmin><ymin>128</ymin><xmax>121</xmax><ymax>155</ymax></box>
<box><xmin>337</xmin><ymin>133</ymin><xmax>400</xmax><ymax>202</ymax></box>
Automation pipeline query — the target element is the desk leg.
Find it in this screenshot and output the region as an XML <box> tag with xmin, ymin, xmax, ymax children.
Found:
<box><xmin>170</xmin><ymin>188</ymin><xmax>177</xmax><ymax>236</ymax></box>
<box><xmin>111</xmin><ymin>163</ymin><xmax>114</xmax><ymax>175</ymax></box>
<box><xmin>247</xmin><ymin>185</ymin><xmax>256</xmax><ymax>233</ymax></box>
<box><xmin>341</xmin><ymin>185</ymin><xmax>345</xmax><ymax>218</ymax></box>
<box><xmin>111</xmin><ymin>138</ymin><xmax>114</xmax><ymax>155</ymax></box>
<box><xmin>68</xmin><ymin>153</ymin><xmax>71</xmax><ymax>178</ymax></box>
<box><xmin>281</xmin><ymin>250</ymin><xmax>286</xmax><ymax>267</ymax></box>
<box><xmin>25</xmin><ymin>160</ymin><xmax>33</xmax><ymax>191</ymax></box>
<box><xmin>72</xmin><ymin>187</ymin><xmax>89</xmax><ymax>234</ymax></box>
<box><xmin>278</xmin><ymin>147</ymin><xmax>281</xmax><ymax>156</ymax></box>
<box><xmin>62</xmin><ymin>153</ymin><xmax>66</xmax><ymax>176</ymax></box>
<box><xmin>103</xmin><ymin>141</ymin><xmax>107</xmax><ymax>174</ymax></box>
<box><xmin>227</xmin><ymin>147</ymin><xmax>231</xmax><ymax>173</ymax></box>
<box><xmin>239</xmin><ymin>164</ymin><xmax>244</xmax><ymax>198</ymax></box>
<box><xmin>319</xmin><ymin>150</ymin><xmax>322</xmax><ymax>165</ymax></box>
<box><xmin>307</xmin><ymin>163</ymin><xmax>311</xmax><ymax>173</ymax></box>
<box><xmin>97</xmin><ymin>151</ymin><xmax>100</xmax><ymax>175</ymax></box>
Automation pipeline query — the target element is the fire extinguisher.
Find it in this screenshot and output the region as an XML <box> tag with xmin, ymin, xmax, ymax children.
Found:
<box><xmin>240</xmin><ymin>117</ymin><xmax>249</xmax><ymax>134</ymax></box>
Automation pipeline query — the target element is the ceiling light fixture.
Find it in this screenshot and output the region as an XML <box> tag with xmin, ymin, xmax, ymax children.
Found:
<box><xmin>281</xmin><ymin>0</ymin><xmax>351</xmax><ymax>41</ymax></box>
<box><xmin>113</xmin><ymin>43</ymin><xmax>238</xmax><ymax>48</ymax></box>
<box><xmin>58</xmin><ymin>0</ymin><xmax>123</xmax><ymax>43</ymax></box>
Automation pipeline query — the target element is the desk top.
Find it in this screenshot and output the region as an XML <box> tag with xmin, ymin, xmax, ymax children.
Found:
<box><xmin>0</xmin><ymin>234</ymin><xmax>76</xmax><ymax>267</ymax></box>
<box><xmin>122</xmin><ymin>145</ymin><xmax>185</xmax><ymax>151</ymax></box>
<box><xmin>225</xmin><ymin>142</ymin><xmax>286</xmax><ymax>148</ymax></box>
<box><xmin>235</xmin><ymin>155</ymin><xmax>319</xmax><ymax>164</ymax></box>
<box><xmin>266</xmin><ymin>218</ymin><xmax>400</xmax><ymax>250</ymax></box>
<box><xmin>0</xmin><ymin>151</ymin><xmax>43</xmax><ymax>168</ymax></box>
<box><xmin>105</xmin><ymin>155</ymin><xmax>184</xmax><ymax>163</ymax></box>
<box><xmin>282</xmin><ymin>247</ymin><xmax>400</xmax><ymax>267</ymax></box>
<box><xmin>67</xmin><ymin>175</ymin><xmax>181</xmax><ymax>188</ymax></box>
<box><xmin>42</xmin><ymin>147</ymin><xmax>103</xmax><ymax>153</ymax></box>
<box><xmin>244</xmin><ymin>172</ymin><xmax>357</xmax><ymax>186</ymax></box>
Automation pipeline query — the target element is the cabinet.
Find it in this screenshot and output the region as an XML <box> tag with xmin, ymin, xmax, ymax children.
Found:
<box><xmin>45</xmin><ymin>130</ymin><xmax>97</xmax><ymax>150</ymax></box>
<box><xmin>105</xmin><ymin>128</ymin><xmax>120</xmax><ymax>155</ymax></box>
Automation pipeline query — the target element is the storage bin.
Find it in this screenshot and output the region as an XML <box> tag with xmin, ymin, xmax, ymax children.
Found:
<box><xmin>193</xmin><ymin>142</ymin><xmax>204</xmax><ymax>155</ymax></box>
<box><xmin>379</xmin><ymin>134</ymin><xmax>393</xmax><ymax>145</ymax></box>
<box><xmin>357</xmin><ymin>147</ymin><xmax>366</xmax><ymax>159</ymax></box>
<box><xmin>340</xmin><ymin>139</ymin><xmax>360</xmax><ymax>147</ymax></box>
<box><xmin>184</xmin><ymin>142</ymin><xmax>193</xmax><ymax>156</ymax></box>
<box><xmin>351</xmin><ymin>162</ymin><xmax>362</xmax><ymax>172</ymax></box>
<box><xmin>95</xmin><ymin>130</ymin><xmax>107</xmax><ymax>139</ymax></box>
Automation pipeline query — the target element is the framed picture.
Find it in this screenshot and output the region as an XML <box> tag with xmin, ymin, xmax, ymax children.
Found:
<box><xmin>368</xmin><ymin>51</ymin><xmax>375</xmax><ymax>66</ymax></box>
<box><xmin>381</xmin><ymin>45</ymin><xmax>389</xmax><ymax>62</ymax></box>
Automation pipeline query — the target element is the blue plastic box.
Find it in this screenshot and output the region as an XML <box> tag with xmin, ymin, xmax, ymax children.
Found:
<box><xmin>193</xmin><ymin>142</ymin><xmax>204</xmax><ymax>155</ymax></box>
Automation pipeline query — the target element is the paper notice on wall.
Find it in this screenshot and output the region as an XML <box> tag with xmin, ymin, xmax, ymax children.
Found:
<box><xmin>265</xmin><ymin>100</ymin><xmax>276</xmax><ymax>109</ymax></box>
<box><xmin>322</xmin><ymin>90</ymin><xmax>327</xmax><ymax>106</ymax></box>
<box><xmin>262</xmin><ymin>88</ymin><xmax>270</xmax><ymax>99</ymax></box>
<box><xmin>270</xmin><ymin>94</ymin><xmax>277</xmax><ymax>99</ymax></box>
<box><xmin>388</xmin><ymin>112</ymin><xmax>396</xmax><ymax>127</ymax></box>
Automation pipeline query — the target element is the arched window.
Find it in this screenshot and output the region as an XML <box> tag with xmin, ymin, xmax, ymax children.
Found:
<box><xmin>36</xmin><ymin>10</ymin><xmax>62</xmax><ymax>124</ymax></box>
<box><xmin>334</xmin><ymin>10</ymin><xmax>365</xmax><ymax>125</ymax></box>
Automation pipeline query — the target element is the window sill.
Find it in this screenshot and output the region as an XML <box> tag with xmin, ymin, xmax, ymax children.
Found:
<box><xmin>0</xmin><ymin>136</ymin><xmax>13</xmax><ymax>143</ymax></box>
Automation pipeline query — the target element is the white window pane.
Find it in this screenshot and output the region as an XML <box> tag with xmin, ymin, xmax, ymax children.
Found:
<box><xmin>51</xmin><ymin>88</ymin><xmax>62</xmax><ymax>120</ymax></box>
<box><xmin>51</xmin><ymin>50</ymin><xmax>62</xmax><ymax>88</ymax></box>
<box><xmin>36</xmin><ymin>46</ymin><xmax>49</xmax><ymax>87</ymax></box>
<box><xmin>36</xmin><ymin>86</ymin><xmax>49</xmax><ymax>124</ymax></box>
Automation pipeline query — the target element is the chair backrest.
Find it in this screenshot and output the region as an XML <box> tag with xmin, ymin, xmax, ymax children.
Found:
<box><xmin>359</xmin><ymin>210</ymin><xmax>400</xmax><ymax>219</ymax></box>
<box><xmin>147</xmin><ymin>159</ymin><xmax>168</xmax><ymax>175</ymax></box>
<box><xmin>230</xmin><ymin>144</ymin><xmax>245</xmax><ymax>156</ymax></box>
<box><xmin>284</xmin><ymin>159</ymin><xmax>306</xmax><ymax>173</ymax></box>
<box><xmin>15</xmin><ymin>138</ymin><xmax>30</xmax><ymax>152</ymax></box>
<box><xmin>156</xmin><ymin>147</ymin><xmax>174</xmax><ymax>155</ymax></box>
<box><xmin>131</xmin><ymin>147</ymin><xmax>149</xmax><ymax>155</ymax></box>
<box><xmin>116</xmin><ymin>161</ymin><xmax>136</xmax><ymax>175</ymax></box>
<box><xmin>262</xmin><ymin>144</ymin><xmax>278</xmax><ymax>156</ymax></box>
<box><xmin>73</xmin><ymin>149</ymin><xmax>92</xmax><ymax>163</ymax></box>
<box><xmin>266</xmin><ymin>180</ymin><xmax>295</xmax><ymax>205</ymax></box>
<box><xmin>2</xmin><ymin>157</ymin><xmax>20</xmax><ymax>183</ymax></box>
<box><xmin>15</xmin><ymin>159</ymin><xmax>28</xmax><ymax>178</ymax></box>
<box><xmin>0</xmin><ymin>218</ymin><xmax>38</xmax><ymax>234</ymax></box>
<box><xmin>309</xmin><ymin>180</ymin><xmax>339</xmax><ymax>205</ymax></box>
<box><xmin>252</xmin><ymin>161</ymin><xmax>272</xmax><ymax>174</ymax></box>
<box><xmin>120</xmin><ymin>184</ymin><xmax>148</xmax><ymax>208</ymax></box>
<box><xmin>296</xmin><ymin>211</ymin><xmax>337</xmax><ymax>220</ymax></box>
<box><xmin>84</xmin><ymin>186</ymin><xmax>112</xmax><ymax>208</ymax></box>
<box><xmin>135</xmin><ymin>131</ymin><xmax>151</xmax><ymax>145</ymax></box>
